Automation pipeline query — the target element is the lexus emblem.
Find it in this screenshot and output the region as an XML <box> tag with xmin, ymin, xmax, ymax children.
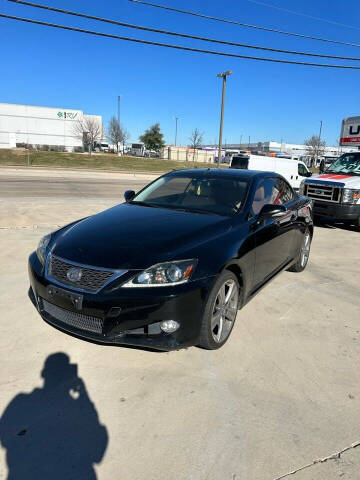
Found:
<box><xmin>67</xmin><ymin>267</ymin><xmax>83</xmax><ymax>282</ymax></box>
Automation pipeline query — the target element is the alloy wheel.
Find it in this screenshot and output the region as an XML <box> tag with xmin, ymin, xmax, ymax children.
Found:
<box><xmin>300</xmin><ymin>233</ymin><xmax>311</xmax><ymax>267</ymax></box>
<box><xmin>211</xmin><ymin>279</ymin><xmax>238</xmax><ymax>343</ymax></box>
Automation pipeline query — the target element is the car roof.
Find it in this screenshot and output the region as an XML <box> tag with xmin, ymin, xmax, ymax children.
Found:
<box><xmin>167</xmin><ymin>168</ymin><xmax>279</xmax><ymax>179</ymax></box>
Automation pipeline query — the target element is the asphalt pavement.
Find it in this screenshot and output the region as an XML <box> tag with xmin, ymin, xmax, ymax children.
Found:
<box><xmin>0</xmin><ymin>173</ymin><xmax>148</xmax><ymax>198</ymax></box>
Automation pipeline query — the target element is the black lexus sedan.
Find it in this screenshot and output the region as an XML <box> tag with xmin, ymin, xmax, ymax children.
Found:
<box><xmin>28</xmin><ymin>169</ymin><xmax>313</xmax><ymax>351</ymax></box>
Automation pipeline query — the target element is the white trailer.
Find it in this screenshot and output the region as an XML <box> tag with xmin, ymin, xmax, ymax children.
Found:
<box><xmin>130</xmin><ymin>143</ymin><xmax>146</xmax><ymax>156</ymax></box>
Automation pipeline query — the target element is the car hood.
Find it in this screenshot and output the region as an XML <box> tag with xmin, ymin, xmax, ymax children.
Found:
<box><xmin>307</xmin><ymin>173</ymin><xmax>360</xmax><ymax>187</ymax></box>
<box><xmin>52</xmin><ymin>203</ymin><xmax>232</xmax><ymax>269</ymax></box>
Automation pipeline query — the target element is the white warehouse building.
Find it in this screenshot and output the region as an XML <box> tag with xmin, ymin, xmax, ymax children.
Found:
<box><xmin>0</xmin><ymin>102</ymin><xmax>104</xmax><ymax>152</ymax></box>
<box><xmin>222</xmin><ymin>140</ymin><xmax>357</xmax><ymax>157</ymax></box>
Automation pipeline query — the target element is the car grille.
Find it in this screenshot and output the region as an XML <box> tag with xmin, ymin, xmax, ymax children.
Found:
<box><xmin>47</xmin><ymin>255</ymin><xmax>115</xmax><ymax>292</ymax></box>
<box><xmin>304</xmin><ymin>183</ymin><xmax>341</xmax><ymax>203</ymax></box>
<box><xmin>40</xmin><ymin>298</ymin><xmax>104</xmax><ymax>334</ymax></box>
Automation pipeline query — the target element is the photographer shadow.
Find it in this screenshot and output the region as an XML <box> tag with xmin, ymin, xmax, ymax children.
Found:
<box><xmin>0</xmin><ymin>353</ymin><xmax>108</xmax><ymax>480</ymax></box>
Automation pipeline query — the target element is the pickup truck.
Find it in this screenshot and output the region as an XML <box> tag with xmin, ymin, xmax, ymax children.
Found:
<box><xmin>299</xmin><ymin>152</ymin><xmax>360</xmax><ymax>229</ymax></box>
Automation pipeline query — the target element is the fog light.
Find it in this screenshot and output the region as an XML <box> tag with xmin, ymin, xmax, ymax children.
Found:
<box><xmin>160</xmin><ymin>320</ymin><xmax>180</xmax><ymax>333</ymax></box>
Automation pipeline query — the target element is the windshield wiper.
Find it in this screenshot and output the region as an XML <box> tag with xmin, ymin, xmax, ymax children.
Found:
<box><xmin>129</xmin><ymin>201</ymin><xmax>162</xmax><ymax>208</ymax></box>
<box><xmin>162</xmin><ymin>205</ymin><xmax>216</xmax><ymax>215</ymax></box>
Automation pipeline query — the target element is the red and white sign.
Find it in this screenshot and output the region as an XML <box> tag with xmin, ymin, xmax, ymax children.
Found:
<box><xmin>340</xmin><ymin>116</ymin><xmax>360</xmax><ymax>146</ymax></box>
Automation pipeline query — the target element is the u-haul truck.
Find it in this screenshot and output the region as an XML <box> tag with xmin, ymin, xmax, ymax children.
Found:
<box><xmin>299</xmin><ymin>116</ymin><xmax>360</xmax><ymax>229</ymax></box>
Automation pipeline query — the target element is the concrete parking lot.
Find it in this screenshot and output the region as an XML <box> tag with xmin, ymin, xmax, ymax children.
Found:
<box><xmin>0</xmin><ymin>168</ymin><xmax>359</xmax><ymax>480</ymax></box>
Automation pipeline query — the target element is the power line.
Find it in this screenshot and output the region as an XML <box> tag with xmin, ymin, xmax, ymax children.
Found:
<box><xmin>8</xmin><ymin>0</ymin><xmax>360</xmax><ymax>62</ymax></box>
<box><xmin>245</xmin><ymin>0</ymin><xmax>360</xmax><ymax>31</ymax></box>
<box><xmin>2</xmin><ymin>13</ymin><xmax>360</xmax><ymax>70</ymax></box>
<box><xmin>129</xmin><ymin>0</ymin><xmax>360</xmax><ymax>49</ymax></box>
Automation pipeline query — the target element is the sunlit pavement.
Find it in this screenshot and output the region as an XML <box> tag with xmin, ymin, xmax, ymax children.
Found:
<box><xmin>0</xmin><ymin>169</ymin><xmax>359</xmax><ymax>480</ymax></box>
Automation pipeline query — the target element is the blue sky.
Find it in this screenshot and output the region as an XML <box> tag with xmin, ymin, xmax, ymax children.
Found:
<box><xmin>1</xmin><ymin>0</ymin><xmax>360</xmax><ymax>146</ymax></box>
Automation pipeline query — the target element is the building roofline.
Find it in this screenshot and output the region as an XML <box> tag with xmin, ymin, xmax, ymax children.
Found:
<box><xmin>0</xmin><ymin>102</ymin><xmax>101</xmax><ymax>118</ymax></box>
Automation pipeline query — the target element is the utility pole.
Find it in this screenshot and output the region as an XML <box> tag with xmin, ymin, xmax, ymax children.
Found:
<box><xmin>174</xmin><ymin>116</ymin><xmax>179</xmax><ymax>146</ymax></box>
<box><xmin>316</xmin><ymin>120</ymin><xmax>323</xmax><ymax>167</ymax></box>
<box><xmin>239</xmin><ymin>134</ymin><xmax>243</xmax><ymax>149</ymax></box>
<box><xmin>319</xmin><ymin>120</ymin><xmax>323</xmax><ymax>145</ymax></box>
<box><xmin>117</xmin><ymin>95</ymin><xmax>121</xmax><ymax>154</ymax></box>
<box><xmin>217</xmin><ymin>70</ymin><xmax>233</xmax><ymax>168</ymax></box>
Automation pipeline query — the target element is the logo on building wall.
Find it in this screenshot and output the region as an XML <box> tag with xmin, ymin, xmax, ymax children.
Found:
<box><xmin>57</xmin><ymin>111</ymin><xmax>78</xmax><ymax>119</ymax></box>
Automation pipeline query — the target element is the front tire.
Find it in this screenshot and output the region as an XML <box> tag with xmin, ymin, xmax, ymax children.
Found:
<box><xmin>288</xmin><ymin>228</ymin><xmax>312</xmax><ymax>273</ymax></box>
<box><xmin>198</xmin><ymin>271</ymin><xmax>239</xmax><ymax>350</ymax></box>
<box><xmin>354</xmin><ymin>216</ymin><xmax>360</xmax><ymax>232</ymax></box>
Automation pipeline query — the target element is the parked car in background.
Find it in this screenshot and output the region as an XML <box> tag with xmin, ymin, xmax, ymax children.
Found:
<box><xmin>28</xmin><ymin>169</ymin><xmax>313</xmax><ymax>351</ymax></box>
<box><xmin>230</xmin><ymin>154</ymin><xmax>312</xmax><ymax>190</ymax></box>
<box><xmin>300</xmin><ymin>152</ymin><xmax>360</xmax><ymax>229</ymax></box>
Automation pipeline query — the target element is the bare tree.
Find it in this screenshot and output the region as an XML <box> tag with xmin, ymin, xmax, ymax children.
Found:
<box><xmin>121</xmin><ymin>128</ymin><xmax>130</xmax><ymax>153</ymax></box>
<box><xmin>107</xmin><ymin>117</ymin><xmax>130</xmax><ymax>153</ymax></box>
<box><xmin>73</xmin><ymin>117</ymin><xmax>103</xmax><ymax>155</ymax></box>
<box><xmin>304</xmin><ymin>135</ymin><xmax>326</xmax><ymax>166</ymax></box>
<box><xmin>189</xmin><ymin>128</ymin><xmax>204</xmax><ymax>162</ymax></box>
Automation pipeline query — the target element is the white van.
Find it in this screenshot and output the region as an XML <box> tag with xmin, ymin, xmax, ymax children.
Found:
<box><xmin>230</xmin><ymin>154</ymin><xmax>312</xmax><ymax>190</ymax></box>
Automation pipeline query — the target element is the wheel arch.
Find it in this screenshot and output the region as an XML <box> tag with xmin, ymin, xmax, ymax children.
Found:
<box><xmin>221</xmin><ymin>261</ymin><xmax>246</xmax><ymax>309</ymax></box>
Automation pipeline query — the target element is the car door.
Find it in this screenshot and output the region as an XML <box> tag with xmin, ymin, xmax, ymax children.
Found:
<box><xmin>297</xmin><ymin>162</ymin><xmax>310</xmax><ymax>189</ymax></box>
<box><xmin>251</xmin><ymin>177</ymin><xmax>297</xmax><ymax>289</ymax></box>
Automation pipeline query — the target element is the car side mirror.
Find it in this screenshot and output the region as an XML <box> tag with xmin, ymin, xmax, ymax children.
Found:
<box><xmin>258</xmin><ymin>204</ymin><xmax>287</xmax><ymax>219</ymax></box>
<box><xmin>306</xmin><ymin>171</ymin><xmax>313</xmax><ymax>177</ymax></box>
<box><xmin>124</xmin><ymin>190</ymin><xmax>135</xmax><ymax>202</ymax></box>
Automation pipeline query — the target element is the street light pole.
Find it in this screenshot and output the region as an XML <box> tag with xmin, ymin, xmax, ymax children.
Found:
<box><xmin>174</xmin><ymin>116</ymin><xmax>179</xmax><ymax>146</ymax></box>
<box><xmin>217</xmin><ymin>70</ymin><xmax>233</xmax><ymax>168</ymax></box>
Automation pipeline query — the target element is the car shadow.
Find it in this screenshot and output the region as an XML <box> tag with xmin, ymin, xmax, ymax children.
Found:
<box><xmin>0</xmin><ymin>352</ymin><xmax>108</xmax><ymax>479</ymax></box>
<box><xmin>314</xmin><ymin>217</ymin><xmax>359</xmax><ymax>233</ymax></box>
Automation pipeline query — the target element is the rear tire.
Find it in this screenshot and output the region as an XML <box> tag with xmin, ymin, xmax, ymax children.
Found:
<box><xmin>198</xmin><ymin>271</ymin><xmax>240</xmax><ymax>350</ymax></box>
<box><xmin>288</xmin><ymin>228</ymin><xmax>312</xmax><ymax>273</ymax></box>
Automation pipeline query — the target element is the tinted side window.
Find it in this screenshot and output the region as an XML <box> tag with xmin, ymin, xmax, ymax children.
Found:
<box><xmin>252</xmin><ymin>178</ymin><xmax>293</xmax><ymax>214</ymax></box>
<box><xmin>251</xmin><ymin>177</ymin><xmax>277</xmax><ymax>214</ymax></box>
<box><xmin>298</xmin><ymin>163</ymin><xmax>308</xmax><ymax>176</ymax></box>
<box><xmin>272</xmin><ymin>179</ymin><xmax>293</xmax><ymax>205</ymax></box>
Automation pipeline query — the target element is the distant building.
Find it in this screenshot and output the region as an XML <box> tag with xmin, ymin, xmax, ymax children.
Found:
<box><xmin>0</xmin><ymin>102</ymin><xmax>104</xmax><ymax>152</ymax></box>
<box><xmin>204</xmin><ymin>140</ymin><xmax>357</xmax><ymax>158</ymax></box>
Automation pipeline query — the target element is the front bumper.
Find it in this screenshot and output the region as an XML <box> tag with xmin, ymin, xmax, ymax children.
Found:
<box><xmin>312</xmin><ymin>200</ymin><xmax>360</xmax><ymax>221</ymax></box>
<box><xmin>28</xmin><ymin>252</ymin><xmax>214</xmax><ymax>351</ymax></box>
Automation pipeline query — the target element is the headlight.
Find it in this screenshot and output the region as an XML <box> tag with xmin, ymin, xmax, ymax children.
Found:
<box><xmin>36</xmin><ymin>234</ymin><xmax>51</xmax><ymax>265</ymax></box>
<box><xmin>342</xmin><ymin>188</ymin><xmax>360</xmax><ymax>204</ymax></box>
<box><xmin>299</xmin><ymin>180</ymin><xmax>306</xmax><ymax>196</ymax></box>
<box><xmin>122</xmin><ymin>259</ymin><xmax>197</xmax><ymax>287</ymax></box>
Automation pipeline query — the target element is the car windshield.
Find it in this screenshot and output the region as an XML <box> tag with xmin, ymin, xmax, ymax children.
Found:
<box><xmin>131</xmin><ymin>174</ymin><xmax>250</xmax><ymax>216</ymax></box>
<box><xmin>326</xmin><ymin>153</ymin><xmax>360</xmax><ymax>175</ymax></box>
